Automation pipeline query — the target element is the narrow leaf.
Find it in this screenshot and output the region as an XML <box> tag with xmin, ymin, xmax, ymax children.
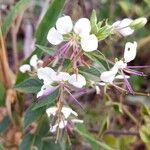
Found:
<box><xmin>15</xmin><ymin>78</ymin><xmax>43</xmax><ymax>93</ymax></box>
<box><xmin>2</xmin><ymin>0</ymin><xmax>30</xmax><ymax>35</ymax></box>
<box><xmin>32</xmin><ymin>88</ymin><xmax>59</xmax><ymax>110</ymax></box>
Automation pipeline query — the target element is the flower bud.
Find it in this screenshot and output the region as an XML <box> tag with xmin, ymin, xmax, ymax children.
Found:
<box><xmin>130</xmin><ymin>17</ymin><xmax>147</xmax><ymax>29</ymax></box>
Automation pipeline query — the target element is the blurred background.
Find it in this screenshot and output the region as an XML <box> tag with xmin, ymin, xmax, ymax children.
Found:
<box><xmin>0</xmin><ymin>0</ymin><xmax>150</xmax><ymax>149</ymax></box>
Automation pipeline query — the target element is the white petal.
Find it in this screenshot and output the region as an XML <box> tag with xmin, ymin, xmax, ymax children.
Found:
<box><xmin>50</xmin><ymin>120</ymin><xmax>67</xmax><ymax>132</ymax></box>
<box><xmin>46</xmin><ymin>106</ymin><xmax>57</xmax><ymax>117</ymax></box>
<box><xmin>37</xmin><ymin>67</ymin><xmax>56</xmax><ymax>85</ymax></box>
<box><xmin>113</xmin><ymin>18</ymin><xmax>134</xmax><ymax>36</ymax></box>
<box><xmin>112</xmin><ymin>20</ymin><xmax>121</xmax><ymax>28</ymax></box>
<box><xmin>37</xmin><ymin>84</ymin><xmax>57</xmax><ymax>98</ymax></box>
<box><xmin>50</xmin><ymin>124</ymin><xmax>58</xmax><ymax>133</ymax></box>
<box><xmin>56</xmin><ymin>16</ymin><xmax>73</xmax><ymax>34</ymax></box>
<box><xmin>53</xmin><ymin>72</ymin><xmax>70</xmax><ymax>82</ymax></box>
<box><xmin>62</xmin><ymin>107</ymin><xmax>78</xmax><ymax>118</ymax></box>
<box><xmin>124</xmin><ymin>41</ymin><xmax>137</xmax><ymax>63</ymax></box>
<box><xmin>74</xmin><ymin>18</ymin><xmax>91</xmax><ymax>37</ymax></box>
<box><xmin>112</xmin><ymin>60</ymin><xmax>127</xmax><ymax>70</ymax></box>
<box><xmin>100</xmin><ymin>70</ymin><xmax>117</xmax><ymax>83</ymax></box>
<box><xmin>47</xmin><ymin>27</ymin><xmax>63</xmax><ymax>45</ymax></box>
<box><xmin>99</xmin><ymin>82</ymin><xmax>106</xmax><ymax>86</ymax></box>
<box><xmin>115</xmin><ymin>75</ymin><xmax>130</xmax><ymax>79</ymax></box>
<box><xmin>29</xmin><ymin>55</ymin><xmax>38</xmax><ymax>69</ymax></box>
<box><xmin>119</xmin><ymin>27</ymin><xmax>134</xmax><ymax>36</ymax></box>
<box><xmin>58</xmin><ymin>120</ymin><xmax>67</xmax><ymax>129</ymax></box>
<box><xmin>37</xmin><ymin>60</ymin><xmax>43</xmax><ymax>66</ymax></box>
<box><xmin>71</xmin><ymin>119</ymin><xmax>83</xmax><ymax>124</ymax></box>
<box><xmin>81</xmin><ymin>34</ymin><xmax>98</xmax><ymax>52</ymax></box>
<box><xmin>19</xmin><ymin>64</ymin><xmax>31</xmax><ymax>73</ymax></box>
<box><xmin>68</xmin><ymin>74</ymin><xmax>86</xmax><ymax>88</ymax></box>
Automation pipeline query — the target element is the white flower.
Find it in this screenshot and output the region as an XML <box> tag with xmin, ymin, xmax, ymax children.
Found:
<box><xmin>68</xmin><ymin>74</ymin><xmax>86</xmax><ymax>88</ymax></box>
<box><xmin>81</xmin><ymin>34</ymin><xmax>98</xmax><ymax>52</ymax></box>
<box><xmin>112</xmin><ymin>18</ymin><xmax>134</xmax><ymax>36</ymax></box>
<box><xmin>19</xmin><ymin>64</ymin><xmax>31</xmax><ymax>73</ymax></box>
<box><xmin>46</xmin><ymin>106</ymin><xmax>78</xmax><ymax>118</ymax></box>
<box><xmin>47</xmin><ymin>16</ymin><xmax>98</xmax><ymax>52</ymax></box>
<box><xmin>19</xmin><ymin>55</ymin><xmax>43</xmax><ymax>73</ymax></box>
<box><xmin>46</xmin><ymin>106</ymin><xmax>83</xmax><ymax>133</ymax></box>
<box><xmin>124</xmin><ymin>41</ymin><xmax>137</xmax><ymax>63</ymax></box>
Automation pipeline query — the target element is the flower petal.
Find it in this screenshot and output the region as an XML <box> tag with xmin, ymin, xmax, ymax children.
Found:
<box><xmin>53</xmin><ymin>72</ymin><xmax>70</xmax><ymax>82</ymax></box>
<box><xmin>68</xmin><ymin>74</ymin><xmax>86</xmax><ymax>88</ymax></box>
<box><xmin>71</xmin><ymin>119</ymin><xmax>83</xmax><ymax>124</ymax></box>
<box><xmin>124</xmin><ymin>41</ymin><xmax>137</xmax><ymax>63</ymax></box>
<box><xmin>37</xmin><ymin>67</ymin><xmax>56</xmax><ymax>85</ymax></box>
<box><xmin>46</xmin><ymin>106</ymin><xmax>57</xmax><ymax>117</ymax></box>
<box><xmin>37</xmin><ymin>84</ymin><xmax>57</xmax><ymax>98</ymax></box>
<box><xmin>113</xmin><ymin>18</ymin><xmax>134</xmax><ymax>36</ymax></box>
<box><xmin>81</xmin><ymin>34</ymin><xmax>98</xmax><ymax>52</ymax></box>
<box><xmin>29</xmin><ymin>55</ymin><xmax>38</xmax><ymax>69</ymax></box>
<box><xmin>61</xmin><ymin>107</ymin><xmax>78</xmax><ymax>118</ymax></box>
<box><xmin>100</xmin><ymin>70</ymin><xmax>117</xmax><ymax>83</ymax></box>
<box><xmin>112</xmin><ymin>60</ymin><xmax>127</xmax><ymax>70</ymax></box>
<box><xmin>115</xmin><ymin>74</ymin><xmax>130</xmax><ymax>79</ymax></box>
<box><xmin>47</xmin><ymin>27</ymin><xmax>63</xmax><ymax>45</ymax></box>
<box><xmin>74</xmin><ymin>18</ymin><xmax>91</xmax><ymax>37</ymax></box>
<box><xmin>56</xmin><ymin>16</ymin><xmax>73</xmax><ymax>34</ymax></box>
<box><xmin>19</xmin><ymin>64</ymin><xmax>31</xmax><ymax>73</ymax></box>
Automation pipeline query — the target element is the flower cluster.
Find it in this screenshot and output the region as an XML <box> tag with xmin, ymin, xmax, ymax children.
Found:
<box><xmin>19</xmin><ymin>14</ymin><xmax>148</xmax><ymax>138</ymax></box>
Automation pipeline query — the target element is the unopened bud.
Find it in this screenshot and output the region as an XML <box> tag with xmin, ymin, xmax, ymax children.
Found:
<box><xmin>130</xmin><ymin>17</ymin><xmax>147</xmax><ymax>29</ymax></box>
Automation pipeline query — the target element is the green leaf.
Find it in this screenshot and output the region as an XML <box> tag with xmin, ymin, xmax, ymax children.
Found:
<box><xmin>16</xmin><ymin>0</ymin><xmax>65</xmax><ymax>84</ymax></box>
<box><xmin>36</xmin><ymin>45</ymin><xmax>55</xmax><ymax>55</ymax></box>
<box><xmin>140</xmin><ymin>125</ymin><xmax>150</xmax><ymax>143</ymax></box>
<box><xmin>0</xmin><ymin>144</ymin><xmax>4</xmax><ymax>150</ymax></box>
<box><xmin>96</xmin><ymin>25</ymin><xmax>112</xmax><ymax>40</ymax></box>
<box><xmin>24</xmin><ymin>104</ymin><xmax>46</xmax><ymax>128</ymax></box>
<box><xmin>42</xmin><ymin>141</ymin><xmax>61</xmax><ymax>150</ymax></box>
<box><xmin>2</xmin><ymin>0</ymin><xmax>30</xmax><ymax>35</ymax></box>
<box><xmin>0</xmin><ymin>81</ymin><xmax>5</xmax><ymax>106</ymax></box>
<box><xmin>15</xmin><ymin>78</ymin><xmax>43</xmax><ymax>93</ymax></box>
<box><xmin>35</xmin><ymin>0</ymin><xmax>65</xmax><ymax>45</ymax></box>
<box><xmin>75</xmin><ymin>124</ymin><xmax>114</xmax><ymax>150</ymax></box>
<box><xmin>32</xmin><ymin>88</ymin><xmax>59</xmax><ymax>110</ymax></box>
<box><xmin>0</xmin><ymin>115</ymin><xmax>11</xmax><ymax>133</ymax></box>
<box><xmin>19</xmin><ymin>134</ymin><xmax>34</xmax><ymax>150</ymax></box>
<box><xmin>79</xmin><ymin>66</ymin><xmax>100</xmax><ymax>81</ymax></box>
<box><xmin>90</xmin><ymin>9</ymin><xmax>98</xmax><ymax>34</ymax></box>
<box><xmin>84</xmin><ymin>51</ymin><xmax>107</xmax><ymax>72</ymax></box>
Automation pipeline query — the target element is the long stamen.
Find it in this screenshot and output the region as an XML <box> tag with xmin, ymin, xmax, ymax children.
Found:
<box><xmin>127</xmin><ymin>65</ymin><xmax>150</xmax><ymax>69</ymax></box>
<box><xmin>122</xmin><ymin>70</ymin><xmax>134</xmax><ymax>94</ymax></box>
<box><xmin>124</xmin><ymin>69</ymin><xmax>145</xmax><ymax>76</ymax></box>
<box><xmin>64</xmin><ymin>87</ymin><xmax>84</xmax><ymax>109</ymax></box>
<box><xmin>54</xmin><ymin>42</ymin><xmax>71</xmax><ymax>58</ymax></box>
